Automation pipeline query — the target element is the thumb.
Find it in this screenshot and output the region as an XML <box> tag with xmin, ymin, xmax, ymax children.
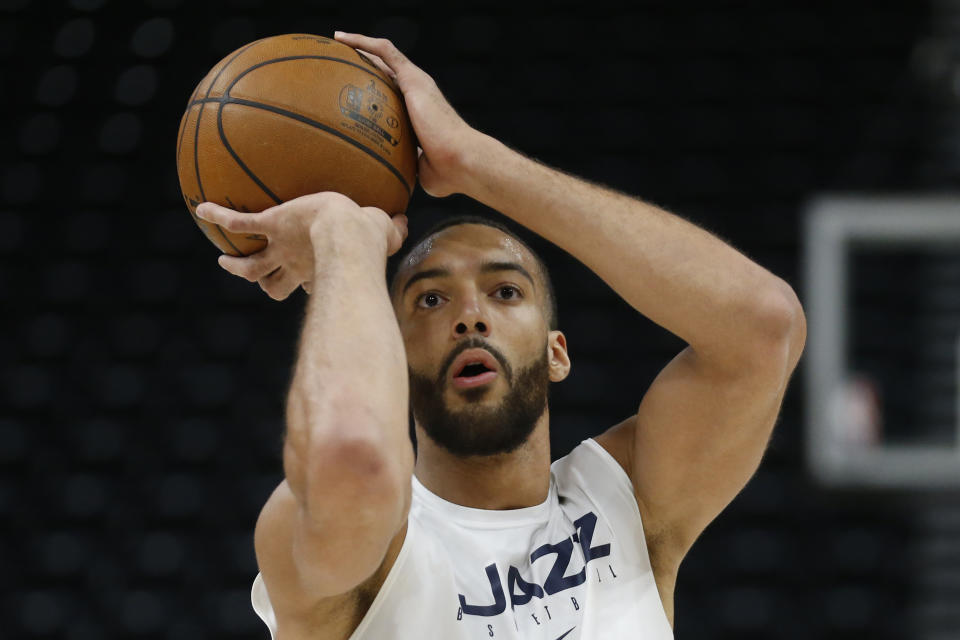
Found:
<box><xmin>394</xmin><ymin>214</ymin><xmax>409</xmax><ymax>239</ymax></box>
<box><xmin>417</xmin><ymin>154</ymin><xmax>452</xmax><ymax>198</ymax></box>
<box><xmin>387</xmin><ymin>214</ymin><xmax>408</xmax><ymax>256</ymax></box>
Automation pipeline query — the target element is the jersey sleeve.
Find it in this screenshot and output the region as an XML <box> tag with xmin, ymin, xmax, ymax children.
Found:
<box><xmin>554</xmin><ymin>438</ymin><xmax>646</xmax><ymax>538</ymax></box>
<box><xmin>251</xmin><ymin>571</ymin><xmax>278</xmax><ymax>639</ymax></box>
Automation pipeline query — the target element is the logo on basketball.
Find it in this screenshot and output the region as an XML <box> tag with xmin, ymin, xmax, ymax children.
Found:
<box><xmin>338</xmin><ymin>81</ymin><xmax>402</xmax><ymax>148</ymax></box>
<box><xmin>290</xmin><ymin>35</ymin><xmax>333</xmax><ymax>46</ymax></box>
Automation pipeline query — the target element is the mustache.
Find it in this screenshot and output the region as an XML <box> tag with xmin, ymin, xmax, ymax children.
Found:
<box><xmin>439</xmin><ymin>337</ymin><xmax>512</xmax><ymax>384</ymax></box>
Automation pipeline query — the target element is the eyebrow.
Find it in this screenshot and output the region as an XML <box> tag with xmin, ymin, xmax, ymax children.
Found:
<box><xmin>401</xmin><ymin>261</ymin><xmax>536</xmax><ymax>298</ymax></box>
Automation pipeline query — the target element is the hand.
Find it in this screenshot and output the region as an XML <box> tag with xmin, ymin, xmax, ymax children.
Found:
<box><xmin>195</xmin><ymin>192</ymin><xmax>408</xmax><ymax>301</ymax></box>
<box><xmin>334</xmin><ymin>31</ymin><xmax>481</xmax><ymax>198</ymax></box>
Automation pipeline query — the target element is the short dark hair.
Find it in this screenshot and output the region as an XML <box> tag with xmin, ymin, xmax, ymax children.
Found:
<box><xmin>387</xmin><ymin>215</ymin><xmax>558</xmax><ymax>331</ymax></box>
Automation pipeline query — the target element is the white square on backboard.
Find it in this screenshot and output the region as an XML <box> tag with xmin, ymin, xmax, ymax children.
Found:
<box><xmin>804</xmin><ymin>196</ymin><xmax>960</xmax><ymax>488</ymax></box>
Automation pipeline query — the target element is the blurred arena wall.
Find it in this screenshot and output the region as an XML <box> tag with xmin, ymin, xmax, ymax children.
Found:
<box><xmin>3</xmin><ymin>0</ymin><xmax>958</xmax><ymax>638</ymax></box>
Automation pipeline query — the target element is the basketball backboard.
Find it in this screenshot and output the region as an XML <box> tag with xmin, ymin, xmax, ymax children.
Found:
<box><xmin>804</xmin><ymin>196</ymin><xmax>960</xmax><ymax>488</ymax></box>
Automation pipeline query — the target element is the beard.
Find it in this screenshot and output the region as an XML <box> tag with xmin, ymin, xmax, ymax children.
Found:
<box><xmin>408</xmin><ymin>338</ymin><xmax>550</xmax><ymax>458</ymax></box>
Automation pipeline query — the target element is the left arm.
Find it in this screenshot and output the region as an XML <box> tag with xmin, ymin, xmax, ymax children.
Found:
<box><xmin>464</xmin><ymin>139</ymin><xmax>806</xmax><ymax>563</ymax></box>
<box><xmin>335</xmin><ymin>33</ymin><xmax>807</xmax><ymax>560</ymax></box>
<box><xmin>460</xmin><ymin>137</ymin><xmax>807</xmax><ymax>562</ymax></box>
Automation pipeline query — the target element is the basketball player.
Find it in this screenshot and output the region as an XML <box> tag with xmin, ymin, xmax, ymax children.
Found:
<box><xmin>194</xmin><ymin>32</ymin><xmax>806</xmax><ymax>639</ymax></box>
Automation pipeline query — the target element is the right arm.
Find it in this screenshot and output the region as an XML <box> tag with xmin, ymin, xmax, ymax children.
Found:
<box><xmin>196</xmin><ymin>194</ymin><xmax>414</xmax><ymax>613</ymax></box>
<box><xmin>275</xmin><ymin>200</ymin><xmax>414</xmax><ymax>602</ymax></box>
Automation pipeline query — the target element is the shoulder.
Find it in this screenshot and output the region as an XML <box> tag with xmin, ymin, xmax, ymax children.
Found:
<box><xmin>591</xmin><ymin>415</ymin><xmax>636</xmax><ymax>480</ymax></box>
<box><xmin>253</xmin><ymin>480</ymin><xmax>410</xmax><ymax>639</ymax></box>
<box><xmin>254</xmin><ymin>482</ymin><xmax>354</xmax><ymax>621</ymax></box>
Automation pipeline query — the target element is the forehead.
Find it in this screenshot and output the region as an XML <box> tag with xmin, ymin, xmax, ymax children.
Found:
<box><xmin>398</xmin><ymin>224</ymin><xmax>538</xmax><ymax>278</ymax></box>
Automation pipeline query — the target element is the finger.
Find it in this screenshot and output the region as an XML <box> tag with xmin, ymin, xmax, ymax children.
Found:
<box><xmin>334</xmin><ymin>31</ymin><xmax>410</xmax><ymax>75</ymax></box>
<box><xmin>356</xmin><ymin>50</ymin><xmax>396</xmax><ymax>81</ymax></box>
<box><xmin>258</xmin><ymin>268</ymin><xmax>298</xmax><ymax>301</ymax></box>
<box><xmin>386</xmin><ymin>214</ymin><xmax>408</xmax><ymax>257</ymax></box>
<box><xmin>394</xmin><ymin>214</ymin><xmax>409</xmax><ymax>241</ymax></box>
<box><xmin>196</xmin><ymin>202</ymin><xmax>265</xmax><ymax>235</ymax></box>
<box><xmin>360</xmin><ymin>206</ymin><xmax>394</xmax><ymax>234</ymax></box>
<box><xmin>217</xmin><ymin>251</ymin><xmax>279</xmax><ymax>282</ymax></box>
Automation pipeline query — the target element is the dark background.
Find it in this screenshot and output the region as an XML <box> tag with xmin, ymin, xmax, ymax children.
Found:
<box><xmin>4</xmin><ymin>0</ymin><xmax>959</xmax><ymax>638</ymax></box>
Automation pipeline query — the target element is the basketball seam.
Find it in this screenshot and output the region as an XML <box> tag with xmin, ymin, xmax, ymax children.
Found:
<box><xmin>216</xmin><ymin>102</ymin><xmax>283</xmax><ymax>206</ymax></box>
<box><xmin>229</xmin><ymin>54</ymin><xmax>395</xmax><ymax>94</ymax></box>
<box><xmin>177</xmin><ymin>84</ymin><xmax>202</xmax><ymax>164</ymax></box>
<box><xmin>218</xmin><ymin>54</ymin><xmax>413</xmax><ymax>196</ymax></box>
<box><xmin>194</xmin><ymin>41</ymin><xmax>263</xmax><ymax>256</ymax></box>
<box><xmin>209</xmin><ymin>96</ymin><xmax>413</xmax><ymax>198</ymax></box>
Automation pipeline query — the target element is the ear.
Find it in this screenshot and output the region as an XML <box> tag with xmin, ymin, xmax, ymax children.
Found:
<box><xmin>547</xmin><ymin>330</ymin><xmax>571</xmax><ymax>382</ymax></box>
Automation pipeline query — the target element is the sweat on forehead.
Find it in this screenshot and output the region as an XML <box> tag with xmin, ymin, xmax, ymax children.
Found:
<box><xmin>391</xmin><ymin>228</ymin><xmax>546</xmax><ymax>306</ymax></box>
<box><xmin>399</xmin><ymin>224</ymin><xmax>533</xmax><ymax>273</ymax></box>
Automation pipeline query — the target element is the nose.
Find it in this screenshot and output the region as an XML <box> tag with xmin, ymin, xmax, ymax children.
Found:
<box><xmin>453</xmin><ymin>294</ymin><xmax>490</xmax><ymax>338</ymax></box>
<box><xmin>456</xmin><ymin>320</ymin><xmax>488</xmax><ymax>335</ymax></box>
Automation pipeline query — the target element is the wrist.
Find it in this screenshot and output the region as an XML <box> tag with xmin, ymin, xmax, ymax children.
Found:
<box><xmin>457</xmin><ymin>131</ymin><xmax>507</xmax><ymax>200</ymax></box>
<box><xmin>308</xmin><ymin>209</ymin><xmax>389</xmax><ymax>263</ymax></box>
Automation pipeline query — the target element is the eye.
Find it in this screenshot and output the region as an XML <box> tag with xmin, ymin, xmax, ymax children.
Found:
<box><xmin>494</xmin><ymin>285</ymin><xmax>522</xmax><ymax>300</ymax></box>
<box><xmin>415</xmin><ymin>291</ymin><xmax>445</xmax><ymax>309</ymax></box>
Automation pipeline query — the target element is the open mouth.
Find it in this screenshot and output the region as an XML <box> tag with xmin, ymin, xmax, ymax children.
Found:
<box><xmin>451</xmin><ymin>354</ymin><xmax>499</xmax><ymax>389</ymax></box>
<box><xmin>457</xmin><ymin>362</ymin><xmax>492</xmax><ymax>378</ymax></box>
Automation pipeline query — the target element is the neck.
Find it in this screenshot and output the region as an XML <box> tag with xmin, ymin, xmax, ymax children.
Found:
<box><xmin>413</xmin><ymin>409</ymin><xmax>551</xmax><ymax>510</ymax></box>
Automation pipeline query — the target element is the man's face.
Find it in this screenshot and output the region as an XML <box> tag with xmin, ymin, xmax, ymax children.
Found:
<box><xmin>392</xmin><ymin>224</ymin><xmax>563</xmax><ymax>457</ymax></box>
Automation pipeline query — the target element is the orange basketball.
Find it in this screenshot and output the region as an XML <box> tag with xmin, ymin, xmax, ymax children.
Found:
<box><xmin>176</xmin><ymin>34</ymin><xmax>418</xmax><ymax>255</ymax></box>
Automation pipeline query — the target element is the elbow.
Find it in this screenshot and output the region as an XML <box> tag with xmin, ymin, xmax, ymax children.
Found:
<box><xmin>313</xmin><ymin>419</ymin><xmax>409</xmax><ymax>485</ymax></box>
<box><xmin>752</xmin><ymin>279</ymin><xmax>807</xmax><ymax>370</ymax></box>
<box><xmin>299</xmin><ymin>432</ymin><xmax>408</xmax><ymax>526</ymax></box>
<box><xmin>283</xmin><ymin>376</ymin><xmax>413</xmax><ymax>521</ymax></box>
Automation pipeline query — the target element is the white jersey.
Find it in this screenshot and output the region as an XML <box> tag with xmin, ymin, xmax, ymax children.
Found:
<box><xmin>252</xmin><ymin>438</ymin><xmax>674</xmax><ymax>640</ymax></box>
